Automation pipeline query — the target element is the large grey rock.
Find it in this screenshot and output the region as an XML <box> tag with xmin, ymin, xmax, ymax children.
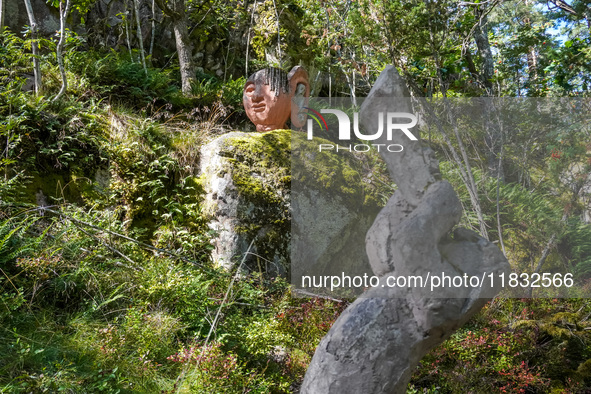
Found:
<box><xmin>291</xmin><ymin>136</ymin><xmax>387</xmax><ymax>284</ymax></box>
<box><xmin>301</xmin><ymin>66</ymin><xmax>510</xmax><ymax>393</ymax></box>
<box><xmin>3</xmin><ymin>0</ymin><xmax>91</xmax><ymax>37</ymax></box>
<box><xmin>199</xmin><ymin>130</ymin><xmax>388</xmax><ymax>278</ymax></box>
<box><xmin>199</xmin><ymin>130</ymin><xmax>291</xmax><ymax>274</ymax></box>
<box><xmin>3</xmin><ymin>0</ymin><xmax>59</xmax><ymax>36</ymax></box>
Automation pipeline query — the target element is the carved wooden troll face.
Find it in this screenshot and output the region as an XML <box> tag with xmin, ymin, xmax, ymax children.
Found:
<box><xmin>243</xmin><ymin>66</ymin><xmax>310</xmax><ymax>132</ymax></box>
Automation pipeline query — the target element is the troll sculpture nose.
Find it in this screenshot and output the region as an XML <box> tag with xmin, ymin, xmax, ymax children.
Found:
<box><xmin>251</xmin><ymin>85</ymin><xmax>264</xmax><ymax>101</ymax></box>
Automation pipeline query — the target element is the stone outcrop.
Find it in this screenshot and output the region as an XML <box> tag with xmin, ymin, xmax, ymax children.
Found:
<box><xmin>199</xmin><ymin>129</ymin><xmax>389</xmax><ymax>277</ymax></box>
<box><xmin>291</xmin><ymin>134</ymin><xmax>388</xmax><ymax>284</ymax></box>
<box><xmin>301</xmin><ymin>66</ymin><xmax>510</xmax><ymax>393</ymax></box>
<box><xmin>199</xmin><ymin>130</ymin><xmax>291</xmax><ymax>274</ymax></box>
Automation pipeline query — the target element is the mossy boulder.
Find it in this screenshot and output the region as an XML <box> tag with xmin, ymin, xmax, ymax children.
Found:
<box><xmin>200</xmin><ymin>130</ymin><xmax>291</xmax><ymax>274</ymax></box>
<box><xmin>199</xmin><ymin>129</ymin><xmax>390</xmax><ymax>278</ymax></box>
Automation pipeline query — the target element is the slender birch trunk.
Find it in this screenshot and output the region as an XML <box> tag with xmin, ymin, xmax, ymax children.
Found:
<box><xmin>23</xmin><ymin>0</ymin><xmax>43</xmax><ymax>95</ymax></box>
<box><xmin>496</xmin><ymin>139</ymin><xmax>506</xmax><ymax>255</ymax></box>
<box><xmin>53</xmin><ymin>0</ymin><xmax>71</xmax><ymax>102</ymax></box>
<box><xmin>149</xmin><ymin>0</ymin><xmax>155</xmax><ymax>57</ymax></box>
<box><xmin>0</xmin><ymin>0</ymin><xmax>5</xmax><ymax>32</ymax></box>
<box><xmin>125</xmin><ymin>0</ymin><xmax>133</xmax><ymax>61</ymax></box>
<box><xmin>245</xmin><ymin>1</ymin><xmax>256</xmax><ymax>76</ymax></box>
<box><xmin>133</xmin><ymin>0</ymin><xmax>147</xmax><ymax>74</ymax></box>
<box><xmin>452</xmin><ymin>113</ymin><xmax>489</xmax><ymax>239</ymax></box>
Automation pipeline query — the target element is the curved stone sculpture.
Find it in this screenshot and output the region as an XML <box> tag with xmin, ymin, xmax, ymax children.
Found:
<box><xmin>243</xmin><ymin>66</ymin><xmax>310</xmax><ymax>131</ymax></box>
<box><xmin>300</xmin><ymin>66</ymin><xmax>510</xmax><ymax>393</ymax></box>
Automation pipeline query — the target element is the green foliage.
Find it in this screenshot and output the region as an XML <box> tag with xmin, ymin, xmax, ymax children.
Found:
<box><xmin>0</xmin><ymin>116</ymin><xmax>342</xmax><ymax>391</ymax></box>
<box><xmin>0</xmin><ymin>33</ymin><xmax>323</xmax><ymax>391</ymax></box>
<box><xmin>105</xmin><ymin>112</ymin><xmax>213</xmax><ymax>255</ymax></box>
<box><xmin>0</xmin><ymin>202</ymin><xmax>344</xmax><ymax>391</ymax></box>
<box><xmin>67</xmin><ymin>49</ymin><xmax>186</xmax><ymax>107</ymax></box>
<box><xmin>0</xmin><ymin>29</ymin><xmax>34</xmax><ymax>88</ymax></box>
<box><xmin>220</xmin><ymin>76</ymin><xmax>247</xmax><ymax>111</ymax></box>
<box><xmin>275</xmin><ymin>297</ymin><xmax>347</xmax><ymax>357</ymax></box>
<box><xmin>563</xmin><ymin>218</ymin><xmax>591</xmax><ymax>280</ymax></box>
<box><xmin>169</xmin><ymin>340</ymin><xmax>279</xmax><ymax>393</ymax></box>
<box><xmin>412</xmin><ymin>299</ymin><xmax>591</xmax><ymax>393</ymax></box>
<box><xmin>440</xmin><ymin>160</ymin><xmax>591</xmax><ymax>284</ymax></box>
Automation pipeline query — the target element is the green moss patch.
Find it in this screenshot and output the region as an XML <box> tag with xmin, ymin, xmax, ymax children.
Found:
<box><xmin>291</xmin><ymin>131</ymin><xmax>391</xmax><ymax>209</ymax></box>
<box><xmin>222</xmin><ymin>130</ymin><xmax>291</xmax><ymax>208</ymax></box>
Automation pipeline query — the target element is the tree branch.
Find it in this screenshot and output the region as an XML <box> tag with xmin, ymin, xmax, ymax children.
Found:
<box><xmin>153</xmin><ymin>0</ymin><xmax>177</xmax><ymax>19</ymax></box>
<box><xmin>547</xmin><ymin>0</ymin><xmax>577</xmax><ymax>15</ymax></box>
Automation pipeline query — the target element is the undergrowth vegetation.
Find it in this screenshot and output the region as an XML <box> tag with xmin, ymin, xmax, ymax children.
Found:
<box><xmin>0</xmin><ymin>202</ymin><xmax>346</xmax><ymax>392</ymax></box>
<box><xmin>412</xmin><ymin>298</ymin><xmax>591</xmax><ymax>393</ymax></box>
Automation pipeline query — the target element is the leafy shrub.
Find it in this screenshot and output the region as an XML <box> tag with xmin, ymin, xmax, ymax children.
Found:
<box><xmin>275</xmin><ymin>297</ymin><xmax>347</xmax><ymax>356</ymax></box>
<box><xmin>68</xmin><ymin>49</ymin><xmax>186</xmax><ymax>107</ymax></box>
<box><xmin>440</xmin><ymin>162</ymin><xmax>591</xmax><ymax>284</ymax></box>
<box><xmin>168</xmin><ymin>341</ymin><xmax>269</xmax><ymax>393</ymax></box>
<box><xmin>411</xmin><ymin>298</ymin><xmax>591</xmax><ymax>393</ymax></box>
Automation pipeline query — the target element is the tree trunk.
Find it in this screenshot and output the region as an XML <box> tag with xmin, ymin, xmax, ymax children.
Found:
<box><xmin>450</xmin><ymin>107</ymin><xmax>490</xmax><ymax>239</ymax></box>
<box><xmin>172</xmin><ymin>14</ymin><xmax>195</xmax><ymax>94</ymax></box>
<box><xmin>23</xmin><ymin>0</ymin><xmax>43</xmax><ymax>95</ymax></box>
<box><xmin>534</xmin><ymin>233</ymin><xmax>557</xmax><ymax>274</ymax></box>
<box><xmin>473</xmin><ymin>6</ymin><xmax>504</xmax><ymax>181</ymax></box>
<box><xmin>496</xmin><ymin>136</ymin><xmax>506</xmax><ymax>256</ymax></box>
<box><xmin>0</xmin><ymin>0</ymin><xmax>5</xmax><ymax>31</ymax></box>
<box><xmin>473</xmin><ymin>8</ymin><xmax>494</xmax><ymax>93</ymax></box>
<box><xmin>149</xmin><ymin>0</ymin><xmax>155</xmax><ymax>57</ymax></box>
<box><xmin>464</xmin><ymin>50</ymin><xmax>479</xmax><ymax>78</ymax></box>
<box><xmin>154</xmin><ymin>0</ymin><xmax>195</xmax><ymax>94</ymax></box>
<box><xmin>527</xmin><ymin>47</ymin><xmax>538</xmax><ymax>81</ymax></box>
<box><xmin>524</xmin><ymin>232</ymin><xmax>558</xmax><ymax>297</ymax></box>
<box><xmin>125</xmin><ymin>0</ymin><xmax>133</xmax><ymax>60</ymax></box>
<box><xmin>343</xmin><ymin>71</ymin><xmax>356</xmax><ymax>107</ymax></box>
<box><xmin>133</xmin><ymin>0</ymin><xmax>147</xmax><ymax>74</ymax></box>
<box><xmin>53</xmin><ymin>0</ymin><xmax>71</xmax><ymax>102</ymax></box>
<box><xmin>245</xmin><ymin>1</ymin><xmax>257</xmax><ymax>76</ymax></box>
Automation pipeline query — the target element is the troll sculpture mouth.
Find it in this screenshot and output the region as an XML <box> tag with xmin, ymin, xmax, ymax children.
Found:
<box><xmin>252</xmin><ymin>103</ymin><xmax>266</xmax><ymax>112</ymax></box>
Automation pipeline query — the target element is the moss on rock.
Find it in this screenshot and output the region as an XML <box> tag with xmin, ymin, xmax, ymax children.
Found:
<box><xmin>223</xmin><ymin>130</ymin><xmax>291</xmax><ymax>209</ymax></box>
<box><xmin>200</xmin><ymin>130</ymin><xmax>291</xmax><ymax>273</ymax></box>
<box><xmin>291</xmin><ymin>132</ymin><xmax>391</xmax><ymax>210</ymax></box>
